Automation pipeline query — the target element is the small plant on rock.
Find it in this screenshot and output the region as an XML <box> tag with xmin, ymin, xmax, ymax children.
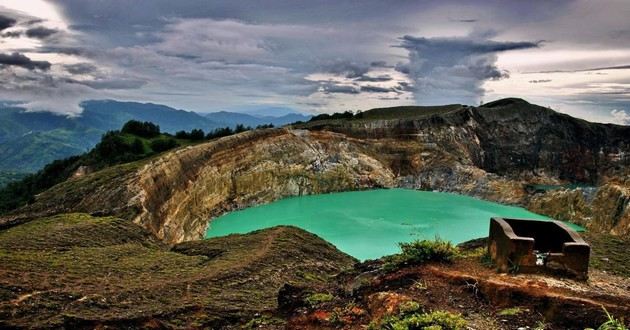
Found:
<box><xmin>594</xmin><ymin>307</ymin><xmax>628</xmax><ymax>330</ymax></box>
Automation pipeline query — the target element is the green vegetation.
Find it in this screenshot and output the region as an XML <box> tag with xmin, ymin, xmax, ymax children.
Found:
<box><xmin>0</xmin><ymin>171</ymin><xmax>29</xmax><ymax>188</ymax></box>
<box><xmin>585</xmin><ymin>233</ymin><xmax>630</xmax><ymax>277</ymax></box>
<box><xmin>370</xmin><ymin>309</ymin><xmax>467</xmax><ymax>330</ymax></box>
<box><xmin>302</xmin><ymin>104</ymin><xmax>463</xmax><ymax>125</ymax></box>
<box><xmin>304</xmin><ymin>292</ymin><xmax>334</xmax><ymax>307</ymax></box>
<box><xmin>0</xmin><ymin>119</ymin><xmax>259</xmax><ymax>214</ymax></box>
<box><xmin>309</xmin><ymin>110</ymin><xmax>357</xmax><ymax>122</ymax></box>
<box><xmin>497</xmin><ymin>307</ymin><xmax>526</xmax><ymax>316</ymax></box>
<box><xmin>384</xmin><ymin>238</ymin><xmax>459</xmax><ymax>271</ymax></box>
<box><xmin>243</xmin><ymin>315</ymin><xmax>285</xmax><ymax>329</ymax></box>
<box><xmin>592</xmin><ymin>307</ymin><xmax>628</xmax><ymax>330</ymax></box>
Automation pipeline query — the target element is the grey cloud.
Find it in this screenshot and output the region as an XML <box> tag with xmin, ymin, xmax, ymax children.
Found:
<box><xmin>322</xmin><ymin>60</ymin><xmax>370</xmax><ymax>78</ymax></box>
<box><xmin>529</xmin><ymin>79</ymin><xmax>552</xmax><ymax>83</ymax></box>
<box><xmin>370</xmin><ymin>61</ymin><xmax>390</xmax><ymax>67</ymax></box>
<box><xmin>75</xmin><ymin>78</ymin><xmax>147</xmax><ymax>90</ymax></box>
<box><xmin>0</xmin><ymin>14</ymin><xmax>16</xmax><ymax>31</ymax></box>
<box><xmin>360</xmin><ymin>85</ymin><xmax>392</xmax><ymax>93</ymax></box>
<box><xmin>529</xmin><ymin>64</ymin><xmax>630</xmax><ymax>74</ymax></box>
<box><xmin>450</xmin><ymin>18</ymin><xmax>478</xmax><ymax>23</ymax></box>
<box><xmin>1</xmin><ymin>30</ymin><xmax>21</xmax><ymax>38</ymax></box>
<box><xmin>64</xmin><ymin>63</ymin><xmax>98</xmax><ymax>74</ymax></box>
<box><xmin>355</xmin><ymin>75</ymin><xmax>393</xmax><ymax>82</ymax></box>
<box><xmin>25</xmin><ymin>26</ymin><xmax>58</xmax><ymax>39</ymax></box>
<box><xmin>321</xmin><ymin>83</ymin><xmax>360</xmax><ymax>94</ymax></box>
<box><xmin>398</xmin><ymin>35</ymin><xmax>540</xmax><ymax>54</ymax></box>
<box><xmin>0</xmin><ymin>52</ymin><xmax>51</xmax><ymax>71</ymax></box>
<box><xmin>396</xmin><ymin>34</ymin><xmax>539</xmax><ymax>104</ymax></box>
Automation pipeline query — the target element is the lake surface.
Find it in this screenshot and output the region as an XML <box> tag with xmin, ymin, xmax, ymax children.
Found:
<box><xmin>205</xmin><ymin>189</ymin><xmax>581</xmax><ymax>261</ymax></box>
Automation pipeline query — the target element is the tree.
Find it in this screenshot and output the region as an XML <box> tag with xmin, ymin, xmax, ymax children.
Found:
<box><xmin>150</xmin><ymin>138</ymin><xmax>179</xmax><ymax>152</ymax></box>
<box><xmin>121</xmin><ymin>120</ymin><xmax>160</xmax><ymax>138</ymax></box>
<box><xmin>189</xmin><ymin>128</ymin><xmax>205</xmax><ymax>140</ymax></box>
<box><xmin>175</xmin><ymin>130</ymin><xmax>190</xmax><ymax>139</ymax></box>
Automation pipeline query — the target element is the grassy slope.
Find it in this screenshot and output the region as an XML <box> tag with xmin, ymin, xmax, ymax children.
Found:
<box><xmin>0</xmin><ymin>213</ymin><xmax>355</xmax><ymax>328</ymax></box>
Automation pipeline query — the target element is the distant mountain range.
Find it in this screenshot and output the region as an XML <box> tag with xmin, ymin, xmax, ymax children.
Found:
<box><xmin>0</xmin><ymin>100</ymin><xmax>311</xmax><ymax>173</ymax></box>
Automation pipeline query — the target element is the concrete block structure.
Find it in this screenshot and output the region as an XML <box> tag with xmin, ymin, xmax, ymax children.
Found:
<box><xmin>488</xmin><ymin>217</ymin><xmax>590</xmax><ymax>280</ymax></box>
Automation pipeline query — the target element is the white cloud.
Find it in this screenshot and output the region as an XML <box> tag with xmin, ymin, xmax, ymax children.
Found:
<box><xmin>610</xmin><ymin>109</ymin><xmax>630</xmax><ymax>125</ymax></box>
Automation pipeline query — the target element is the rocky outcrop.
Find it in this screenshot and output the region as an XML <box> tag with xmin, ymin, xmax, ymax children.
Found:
<box><xmin>528</xmin><ymin>183</ymin><xmax>630</xmax><ymax>235</ymax></box>
<box><xmin>2</xmin><ymin>98</ymin><xmax>628</xmax><ymax>242</ymax></box>
<box><xmin>134</xmin><ymin>129</ymin><xmax>395</xmax><ymax>242</ymax></box>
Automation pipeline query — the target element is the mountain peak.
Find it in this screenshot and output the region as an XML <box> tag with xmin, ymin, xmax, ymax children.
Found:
<box><xmin>481</xmin><ymin>98</ymin><xmax>530</xmax><ymax>108</ymax></box>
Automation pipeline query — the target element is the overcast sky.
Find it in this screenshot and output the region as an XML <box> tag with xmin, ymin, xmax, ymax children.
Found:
<box><xmin>0</xmin><ymin>0</ymin><xmax>629</xmax><ymax>124</ymax></box>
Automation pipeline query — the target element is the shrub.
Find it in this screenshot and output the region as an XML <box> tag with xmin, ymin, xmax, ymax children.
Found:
<box><xmin>384</xmin><ymin>238</ymin><xmax>459</xmax><ymax>271</ymax></box>
<box><xmin>372</xmin><ymin>310</ymin><xmax>467</xmax><ymax>330</ymax></box>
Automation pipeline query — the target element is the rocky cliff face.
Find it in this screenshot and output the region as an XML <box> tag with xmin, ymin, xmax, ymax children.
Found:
<box><xmin>2</xmin><ymin>98</ymin><xmax>628</xmax><ymax>243</ymax></box>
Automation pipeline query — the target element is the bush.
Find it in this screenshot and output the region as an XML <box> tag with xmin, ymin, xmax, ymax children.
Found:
<box><xmin>150</xmin><ymin>138</ymin><xmax>179</xmax><ymax>152</ymax></box>
<box><xmin>371</xmin><ymin>310</ymin><xmax>467</xmax><ymax>330</ymax></box>
<box><xmin>384</xmin><ymin>238</ymin><xmax>459</xmax><ymax>271</ymax></box>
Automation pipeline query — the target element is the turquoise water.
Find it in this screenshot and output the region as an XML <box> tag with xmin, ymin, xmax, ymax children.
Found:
<box><xmin>205</xmin><ymin>189</ymin><xmax>582</xmax><ymax>261</ymax></box>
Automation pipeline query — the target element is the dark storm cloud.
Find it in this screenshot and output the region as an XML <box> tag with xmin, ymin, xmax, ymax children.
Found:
<box><xmin>64</xmin><ymin>63</ymin><xmax>97</xmax><ymax>74</ymax></box>
<box><xmin>0</xmin><ymin>14</ymin><xmax>16</xmax><ymax>31</ymax></box>
<box><xmin>0</xmin><ymin>52</ymin><xmax>51</xmax><ymax>71</ymax></box>
<box><xmin>25</xmin><ymin>26</ymin><xmax>58</xmax><ymax>39</ymax></box>
<box><xmin>396</xmin><ymin>35</ymin><xmax>540</xmax><ymax>104</ymax></box>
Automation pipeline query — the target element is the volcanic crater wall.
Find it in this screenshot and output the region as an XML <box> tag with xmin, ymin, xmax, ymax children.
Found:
<box><xmin>2</xmin><ymin>99</ymin><xmax>629</xmax><ymax>243</ymax></box>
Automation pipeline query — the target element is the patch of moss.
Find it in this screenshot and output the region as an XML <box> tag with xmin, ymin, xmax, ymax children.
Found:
<box><xmin>370</xmin><ymin>310</ymin><xmax>467</xmax><ymax>330</ymax></box>
<box><xmin>305</xmin><ymin>292</ymin><xmax>334</xmax><ymax>307</ymax></box>
<box><xmin>498</xmin><ymin>307</ymin><xmax>526</xmax><ymax>316</ymax></box>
